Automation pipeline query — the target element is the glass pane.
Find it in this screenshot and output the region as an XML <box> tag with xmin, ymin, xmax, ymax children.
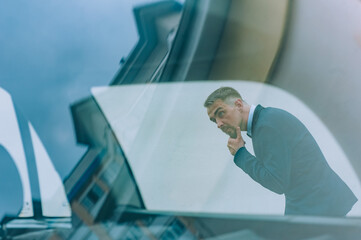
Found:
<box><xmin>2</xmin><ymin>0</ymin><xmax>361</xmax><ymax>239</ymax></box>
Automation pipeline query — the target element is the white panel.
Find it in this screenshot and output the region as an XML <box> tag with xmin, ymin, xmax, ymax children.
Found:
<box><xmin>92</xmin><ymin>81</ymin><xmax>361</xmax><ymax>216</ymax></box>
<box><xmin>29</xmin><ymin>123</ymin><xmax>71</xmax><ymax>217</ymax></box>
<box><xmin>0</xmin><ymin>88</ymin><xmax>33</xmax><ymax>217</ymax></box>
<box><xmin>92</xmin><ymin>85</ymin><xmax>156</xmax><ymax>153</ymax></box>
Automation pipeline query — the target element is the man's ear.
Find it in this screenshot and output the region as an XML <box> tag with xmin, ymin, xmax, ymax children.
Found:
<box><xmin>234</xmin><ymin>98</ymin><xmax>243</xmax><ymax>109</ymax></box>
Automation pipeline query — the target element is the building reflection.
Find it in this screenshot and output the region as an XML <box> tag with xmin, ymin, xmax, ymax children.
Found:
<box><xmin>52</xmin><ymin>0</ymin><xmax>361</xmax><ymax>239</ymax></box>
<box><xmin>60</xmin><ymin>1</ymin><xmax>186</xmax><ymax>239</ymax></box>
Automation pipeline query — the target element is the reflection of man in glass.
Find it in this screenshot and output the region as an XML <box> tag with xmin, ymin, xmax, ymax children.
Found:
<box><xmin>205</xmin><ymin>87</ymin><xmax>357</xmax><ymax>216</ymax></box>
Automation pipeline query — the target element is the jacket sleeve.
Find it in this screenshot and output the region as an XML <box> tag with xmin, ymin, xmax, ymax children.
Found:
<box><xmin>233</xmin><ymin>127</ymin><xmax>291</xmax><ymax>194</ymax></box>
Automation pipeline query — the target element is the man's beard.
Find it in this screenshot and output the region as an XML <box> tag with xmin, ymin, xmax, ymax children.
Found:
<box><xmin>221</xmin><ymin>126</ymin><xmax>237</xmax><ymax>139</ymax></box>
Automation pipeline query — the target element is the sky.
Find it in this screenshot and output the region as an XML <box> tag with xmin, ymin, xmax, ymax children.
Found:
<box><xmin>0</xmin><ymin>0</ymin><xmax>163</xmax><ymax>179</ymax></box>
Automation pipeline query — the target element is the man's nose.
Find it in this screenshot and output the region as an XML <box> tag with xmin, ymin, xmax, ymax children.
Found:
<box><xmin>216</xmin><ymin>120</ymin><xmax>223</xmax><ymax>128</ymax></box>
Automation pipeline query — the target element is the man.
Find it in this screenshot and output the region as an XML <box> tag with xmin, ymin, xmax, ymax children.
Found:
<box><xmin>204</xmin><ymin>86</ymin><xmax>357</xmax><ymax>216</ymax></box>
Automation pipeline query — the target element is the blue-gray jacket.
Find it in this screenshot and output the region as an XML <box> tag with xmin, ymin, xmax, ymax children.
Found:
<box><xmin>234</xmin><ymin>105</ymin><xmax>357</xmax><ymax>216</ymax></box>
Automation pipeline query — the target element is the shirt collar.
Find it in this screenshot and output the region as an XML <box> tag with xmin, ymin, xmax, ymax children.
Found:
<box><xmin>247</xmin><ymin>105</ymin><xmax>256</xmax><ymax>138</ymax></box>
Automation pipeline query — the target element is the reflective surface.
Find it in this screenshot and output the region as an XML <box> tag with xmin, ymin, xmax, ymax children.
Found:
<box><xmin>1</xmin><ymin>0</ymin><xmax>361</xmax><ymax>239</ymax></box>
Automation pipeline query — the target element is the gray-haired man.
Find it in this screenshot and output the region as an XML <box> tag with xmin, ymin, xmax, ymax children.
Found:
<box><xmin>205</xmin><ymin>86</ymin><xmax>357</xmax><ymax>216</ymax></box>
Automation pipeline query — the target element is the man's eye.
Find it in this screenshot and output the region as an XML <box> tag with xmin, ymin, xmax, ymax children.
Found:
<box><xmin>218</xmin><ymin>111</ymin><xmax>224</xmax><ymax>117</ymax></box>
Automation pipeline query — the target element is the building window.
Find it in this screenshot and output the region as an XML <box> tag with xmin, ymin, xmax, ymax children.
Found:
<box><xmin>100</xmin><ymin>160</ymin><xmax>121</xmax><ymax>186</ymax></box>
<box><xmin>81</xmin><ymin>183</ymin><xmax>104</xmax><ymax>211</ymax></box>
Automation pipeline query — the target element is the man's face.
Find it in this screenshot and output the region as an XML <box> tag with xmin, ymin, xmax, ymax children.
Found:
<box><xmin>207</xmin><ymin>99</ymin><xmax>241</xmax><ymax>138</ymax></box>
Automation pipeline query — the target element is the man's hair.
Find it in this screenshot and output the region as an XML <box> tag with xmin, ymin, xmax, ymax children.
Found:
<box><xmin>204</xmin><ymin>87</ymin><xmax>242</xmax><ymax>108</ymax></box>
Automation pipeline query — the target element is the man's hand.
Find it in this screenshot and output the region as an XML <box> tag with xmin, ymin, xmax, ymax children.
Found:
<box><xmin>227</xmin><ymin>127</ymin><xmax>245</xmax><ymax>156</ymax></box>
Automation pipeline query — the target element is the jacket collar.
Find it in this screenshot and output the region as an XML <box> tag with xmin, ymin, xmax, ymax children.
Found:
<box><xmin>250</xmin><ymin>104</ymin><xmax>264</xmax><ymax>136</ymax></box>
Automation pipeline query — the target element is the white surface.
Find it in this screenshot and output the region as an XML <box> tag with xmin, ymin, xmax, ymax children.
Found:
<box><xmin>30</xmin><ymin>123</ymin><xmax>71</xmax><ymax>217</ymax></box>
<box><xmin>92</xmin><ymin>81</ymin><xmax>361</xmax><ymax>216</ymax></box>
<box><xmin>0</xmin><ymin>88</ymin><xmax>33</xmax><ymax>217</ymax></box>
<box><xmin>0</xmin><ymin>87</ymin><xmax>72</xmax><ymax>218</ymax></box>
